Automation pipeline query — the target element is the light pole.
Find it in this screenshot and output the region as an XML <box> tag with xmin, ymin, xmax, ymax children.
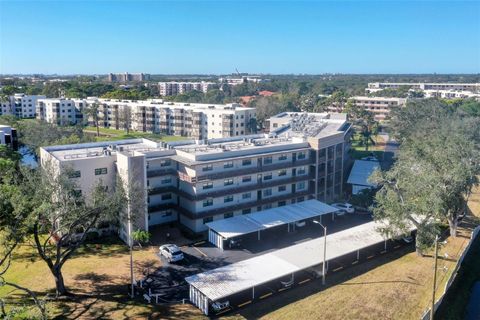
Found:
<box><xmin>313</xmin><ymin>220</ymin><xmax>327</xmax><ymax>285</ymax></box>
<box><xmin>430</xmin><ymin>235</ymin><xmax>439</xmax><ymax>320</ymax></box>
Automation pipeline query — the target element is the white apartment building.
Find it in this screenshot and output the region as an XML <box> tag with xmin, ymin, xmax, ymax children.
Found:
<box><xmin>0</xmin><ymin>94</ymin><xmax>46</xmax><ymax>118</ymax></box>
<box><xmin>159</xmin><ymin>81</ymin><xmax>215</xmax><ymax>96</ymax></box>
<box><xmin>40</xmin><ymin>112</ymin><xmax>352</xmax><ymax>239</ymax></box>
<box><xmin>367</xmin><ymin>82</ymin><xmax>480</xmax><ymax>93</ymax></box>
<box><xmin>327</xmin><ymin>96</ymin><xmax>407</xmax><ymax>121</ymax></box>
<box><xmin>36</xmin><ymin>98</ymin><xmax>85</xmax><ymax>125</ymax></box>
<box><xmin>37</xmin><ymin>97</ymin><xmax>256</xmax><ymax>140</ymax></box>
<box><xmin>219</xmin><ymin>76</ymin><xmax>270</xmax><ymax>86</ymax></box>
<box><xmin>0</xmin><ymin>125</ymin><xmax>17</xmax><ymax>148</ymax></box>
<box><xmin>423</xmin><ymin>89</ymin><xmax>480</xmax><ymax>100</ymax></box>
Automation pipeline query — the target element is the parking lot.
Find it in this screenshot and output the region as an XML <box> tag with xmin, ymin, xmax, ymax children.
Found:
<box><xmin>141</xmin><ymin>211</ymin><xmax>385</xmax><ymax>304</ymax></box>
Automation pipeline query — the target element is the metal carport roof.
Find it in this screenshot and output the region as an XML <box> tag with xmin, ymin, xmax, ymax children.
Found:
<box><xmin>186</xmin><ymin>220</ymin><xmax>416</xmax><ymax>302</ymax></box>
<box><xmin>347</xmin><ymin>160</ymin><xmax>380</xmax><ymax>187</ymax></box>
<box><xmin>205</xmin><ymin>200</ymin><xmax>339</xmax><ymax>239</ymax></box>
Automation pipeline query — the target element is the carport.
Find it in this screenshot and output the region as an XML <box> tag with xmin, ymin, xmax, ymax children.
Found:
<box><xmin>206</xmin><ymin>200</ymin><xmax>339</xmax><ymax>250</ymax></box>
<box><xmin>186</xmin><ymin>220</ymin><xmax>417</xmax><ymax>315</ymax></box>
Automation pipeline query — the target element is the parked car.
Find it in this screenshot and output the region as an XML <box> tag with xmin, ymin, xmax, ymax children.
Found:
<box><xmin>228</xmin><ymin>238</ymin><xmax>243</xmax><ymax>249</ymax></box>
<box><xmin>332</xmin><ymin>203</ymin><xmax>355</xmax><ymax>214</ymax></box>
<box><xmin>295</xmin><ymin>220</ymin><xmax>306</xmax><ymax>228</ymax></box>
<box><xmin>212</xmin><ymin>300</ymin><xmax>230</xmax><ymax>312</ymax></box>
<box><xmin>402</xmin><ymin>235</ymin><xmax>414</xmax><ymax>244</ymax></box>
<box><xmin>159</xmin><ymin>244</ymin><xmax>184</xmax><ymax>263</ymax></box>
<box><xmin>361</xmin><ymin>156</ymin><xmax>379</xmax><ymax>162</ymax></box>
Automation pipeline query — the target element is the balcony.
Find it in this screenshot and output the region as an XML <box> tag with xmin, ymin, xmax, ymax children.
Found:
<box><xmin>147</xmin><ymin>168</ymin><xmax>177</xmax><ymax>178</ymax></box>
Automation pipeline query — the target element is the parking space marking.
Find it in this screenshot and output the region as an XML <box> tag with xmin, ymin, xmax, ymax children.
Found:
<box><xmin>194</xmin><ymin>241</ymin><xmax>206</xmax><ymax>246</ymax></box>
<box><xmin>278</xmin><ymin>287</ymin><xmax>288</xmax><ymax>292</ymax></box>
<box><xmin>237</xmin><ymin>300</ymin><xmax>252</xmax><ymax>308</ymax></box>
<box><xmin>332</xmin><ymin>266</ymin><xmax>343</xmax><ymax>272</ymax></box>
<box><xmin>192</xmin><ymin>246</ymin><xmax>208</xmax><ymax>258</ymax></box>
<box><xmin>380</xmin><ymin>250</ymin><xmax>387</xmax><ymax>254</ymax></box>
<box><xmin>352</xmin><ymin>260</ymin><xmax>359</xmax><ymax>265</ymax></box>
<box><xmin>259</xmin><ymin>292</ymin><xmax>273</xmax><ymax>299</ymax></box>
<box><xmin>299</xmin><ymin>278</ymin><xmax>311</xmax><ymax>284</ymax></box>
<box><xmin>394</xmin><ymin>245</ymin><xmax>401</xmax><ymax>249</ymax></box>
<box><xmin>367</xmin><ymin>255</ymin><xmax>375</xmax><ymax>259</ymax></box>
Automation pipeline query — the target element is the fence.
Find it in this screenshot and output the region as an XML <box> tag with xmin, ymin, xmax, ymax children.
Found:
<box><xmin>421</xmin><ymin>226</ymin><xmax>480</xmax><ymax>320</ymax></box>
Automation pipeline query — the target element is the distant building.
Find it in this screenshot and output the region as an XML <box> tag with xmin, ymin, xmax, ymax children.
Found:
<box><xmin>219</xmin><ymin>76</ymin><xmax>270</xmax><ymax>86</ymax></box>
<box><xmin>0</xmin><ymin>94</ymin><xmax>46</xmax><ymax>118</ymax></box>
<box><xmin>327</xmin><ymin>96</ymin><xmax>407</xmax><ymax>121</ymax></box>
<box><xmin>422</xmin><ymin>89</ymin><xmax>480</xmax><ymax>99</ymax></box>
<box><xmin>107</xmin><ymin>73</ymin><xmax>150</xmax><ymax>83</ymax></box>
<box><xmin>158</xmin><ymin>81</ymin><xmax>215</xmax><ymax>96</ymax></box>
<box><xmin>0</xmin><ymin>125</ymin><xmax>18</xmax><ymax>149</ymax></box>
<box><xmin>367</xmin><ymin>82</ymin><xmax>480</xmax><ymax>93</ymax></box>
<box><xmin>37</xmin><ymin>97</ymin><xmax>256</xmax><ymax>140</ymax></box>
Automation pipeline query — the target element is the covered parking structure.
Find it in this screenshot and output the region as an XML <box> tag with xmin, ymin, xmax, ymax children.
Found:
<box><xmin>186</xmin><ymin>220</ymin><xmax>416</xmax><ymax>315</ymax></box>
<box><xmin>206</xmin><ymin>200</ymin><xmax>339</xmax><ymax>249</ymax></box>
<box><xmin>347</xmin><ymin>160</ymin><xmax>380</xmax><ymax>195</ymax></box>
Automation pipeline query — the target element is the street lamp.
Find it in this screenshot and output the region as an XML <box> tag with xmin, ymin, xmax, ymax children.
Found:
<box><xmin>313</xmin><ymin>220</ymin><xmax>327</xmax><ymax>285</ymax></box>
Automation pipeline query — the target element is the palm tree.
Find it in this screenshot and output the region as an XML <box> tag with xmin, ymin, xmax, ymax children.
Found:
<box><xmin>84</xmin><ymin>103</ymin><xmax>100</xmax><ymax>137</ymax></box>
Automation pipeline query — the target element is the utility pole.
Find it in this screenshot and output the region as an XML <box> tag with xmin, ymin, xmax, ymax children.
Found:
<box><xmin>430</xmin><ymin>235</ymin><xmax>439</xmax><ymax>320</ymax></box>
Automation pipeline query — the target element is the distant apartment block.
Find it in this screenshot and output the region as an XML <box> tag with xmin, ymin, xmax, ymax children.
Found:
<box><xmin>40</xmin><ymin>112</ymin><xmax>351</xmax><ymax>238</ymax></box>
<box><xmin>0</xmin><ymin>94</ymin><xmax>46</xmax><ymax>118</ymax></box>
<box><xmin>219</xmin><ymin>76</ymin><xmax>270</xmax><ymax>86</ymax></box>
<box><xmin>0</xmin><ymin>125</ymin><xmax>17</xmax><ymax>149</ymax></box>
<box><xmin>423</xmin><ymin>90</ymin><xmax>480</xmax><ymax>100</ymax></box>
<box><xmin>158</xmin><ymin>81</ymin><xmax>215</xmax><ymax>96</ymax></box>
<box><xmin>36</xmin><ymin>98</ymin><xmax>85</xmax><ymax>125</ymax></box>
<box><xmin>37</xmin><ymin>98</ymin><xmax>256</xmax><ymax>140</ymax></box>
<box><xmin>107</xmin><ymin>72</ymin><xmax>150</xmax><ymax>83</ymax></box>
<box><xmin>326</xmin><ymin>96</ymin><xmax>407</xmax><ymax>121</ymax></box>
<box><xmin>367</xmin><ymin>82</ymin><xmax>480</xmax><ymax>93</ymax></box>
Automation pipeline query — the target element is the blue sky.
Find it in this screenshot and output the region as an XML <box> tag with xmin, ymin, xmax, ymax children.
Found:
<box><xmin>1</xmin><ymin>1</ymin><xmax>479</xmax><ymax>74</ymax></box>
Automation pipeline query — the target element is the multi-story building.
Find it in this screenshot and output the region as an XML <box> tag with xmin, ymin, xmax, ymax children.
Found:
<box><xmin>422</xmin><ymin>90</ymin><xmax>480</xmax><ymax>100</ymax></box>
<box><xmin>327</xmin><ymin>96</ymin><xmax>407</xmax><ymax>121</ymax></box>
<box><xmin>38</xmin><ymin>97</ymin><xmax>256</xmax><ymax>140</ymax></box>
<box><xmin>367</xmin><ymin>82</ymin><xmax>480</xmax><ymax>93</ymax></box>
<box><xmin>158</xmin><ymin>81</ymin><xmax>215</xmax><ymax>96</ymax></box>
<box><xmin>219</xmin><ymin>76</ymin><xmax>270</xmax><ymax>86</ymax></box>
<box><xmin>0</xmin><ymin>125</ymin><xmax>17</xmax><ymax>149</ymax></box>
<box><xmin>0</xmin><ymin>94</ymin><xmax>46</xmax><ymax>118</ymax></box>
<box><xmin>36</xmin><ymin>98</ymin><xmax>85</xmax><ymax>125</ymax></box>
<box><xmin>107</xmin><ymin>73</ymin><xmax>150</xmax><ymax>83</ymax></box>
<box><xmin>40</xmin><ymin>112</ymin><xmax>351</xmax><ymax>239</ymax></box>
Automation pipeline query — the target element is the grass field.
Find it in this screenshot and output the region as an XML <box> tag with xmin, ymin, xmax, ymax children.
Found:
<box><xmin>84</xmin><ymin>126</ymin><xmax>188</xmax><ymax>143</ymax></box>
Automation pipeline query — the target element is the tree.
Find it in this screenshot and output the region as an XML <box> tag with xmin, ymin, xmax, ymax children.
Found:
<box><xmin>84</xmin><ymin>103</ymin><xmax>101</xmax><ymax>137</ymax></box>
<box><xmin>19</xmin><ymin>164</ymin><xmax>128</xmax><ymax>296</ymax></box>
<box><xmin>345</xmin><ymin>101</ymin><xmax>378</xmax><ymax>151</ymax></box>
<box><xmin>117</xmin><ymin>106</ymin><xmax>132</xmax><ymax>134</ymax></box>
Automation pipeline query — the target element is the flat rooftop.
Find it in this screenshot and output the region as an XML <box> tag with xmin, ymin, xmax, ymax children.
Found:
<box><xmin>42</xmin><ymin>139</ymin><xmax>163</xmax><ymax>161</ymax></box>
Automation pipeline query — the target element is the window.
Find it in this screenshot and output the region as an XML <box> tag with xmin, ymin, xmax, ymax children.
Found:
<box><xmin>202</xmin><ymin>164</ymin><xmax>213</xmax><ymax>172</ymax></box>
<box><xmin>263</xmin><ymin>189</ymin><xmax>272</xmax><ymax>197</ymax></box>
<box><xmin>298</xmin><ymin>167</ymin><xmax>306</xmax><ymax>175</ymax></box>
<box><xmin>203</xmin><ymin>199</ymin><xmax>213</xmax><ymax>207</ymax></box>
<box><xmin>224</xmin><ymin>212</ymin><xmax>234</xmax><ymax>219</ymax></box>
<box><xmin>203</xmin><ymin>216</ymin><xmax>213</xmax><ymax>224</ymax></box>
<box><xmin>278</xmin><ymin>169</ymin><xmax>287</xmax><ymax>177</ymax></box>
<box><xmin>160</xmin><ymin>160</ymin><xmax>171</xmax><ymax>167</ymax></box>
<box><xmin>297</xmin><ymin>196</ymin><xmax>305</xmax><ymax>202</ymax></box>
<box><xmin>95</xmin><ymin>168</ymin><xmax>107</xmax><ymax>175</ymax></box>
<box><xmin>161</xmin><ymin>193</ymin><xmax>172</xmax><ymax>200</ymax></box>
<box><xmin>278</xmin><ymin>154</ymin><xmax>287</xmax><ymax>161</ymax></box>
<box><xmin>297</xmin><ymin>181</ymin><xmax>306</xmax><ymax>190</ymax></box>
<box><xmin>298</xmin><ymin>151</ymin><xmax>306</xmax><ymax>160</ymax></box>
<box><xmin>161</xmin><ymin>178</ymin><xmax>172</xmax><ymax>184</ymax></box>
<box><xmin>224</xmin><ymin>161</ymin><xmax>234</xmax><ymax>169</ymax></box>
<box><xmin>203</xmin><ymin>182</ymin><xmax>213</xmax><ymax>190</ymax></box>
<box><xmin>264</xmin><ymin>203</ymin><xmax>272</xmax><ymax>210</ymax></box>
<box><xmin>242</xmin><ymin>208</ymin><xmax>251</xmax><ymax>215</ymax></box>
<box><xmin>224</xmin><ymin>179</ymin><xmax>234</xmax><ymax>186</ymax></box>
<box><xmin>242</xmin><ymin>159</ymin><xmax>251</xmax><ymax>166</ymax></box>
<box><xmin>68</xmin><ymin>170</ymin><xmax>81</xmax><ymax>178</ymax></box>
<box><xmin>278</xmin><ymin>201</ymin><xmax>286</xmax><ymax>207</ymax></box>
<box><xmin>278</xmin><ymin>185</ymin><xmax>286</xmax><ymax>192</ymax></box>
<box><xmin>264</xmin><ymin>173</ymin><xmax>272</xmax><ymax>181</ymax></box>
<box><xmin>224</xmin><ymin>195</ymin><xmax>234</xmax><ymax>203</ymax></box>
<box><xmin>263</xmin><ymin>156</ymin><xmax>272</xmax><ymax>165</ymax></box>
<box><xmin>242</xmin><ymin>192</ymin><xmax>251</xmax><ymax>199</ymax></box>
<box><xmin>242</xmin><ymin>176</ymin><xmax>252</xmax><ymax>183</ymax></box>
